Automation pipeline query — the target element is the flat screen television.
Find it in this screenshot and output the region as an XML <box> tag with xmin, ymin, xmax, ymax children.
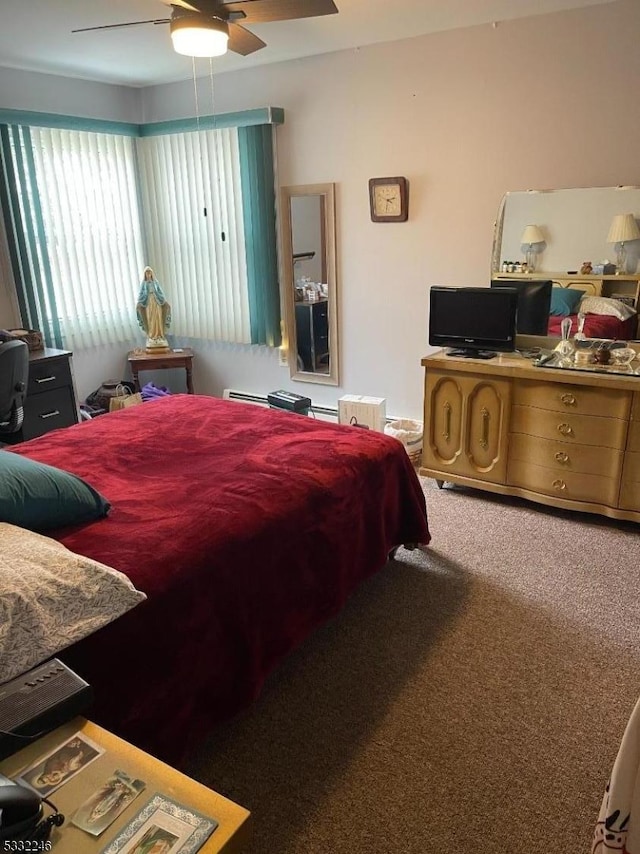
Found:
<box><xmin>490</xmin><ymin>278</ymin><xmax>553</xmax><ymax>335</ymax></box>
<box><xmin>429</xmin><ymin>286</ymin><xmax>518</xmax><ymax>358</ymax></box>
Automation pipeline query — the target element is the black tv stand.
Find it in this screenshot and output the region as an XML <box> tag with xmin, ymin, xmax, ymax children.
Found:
<box><xmin>446</xmin><ymin>348</ymin><xmax>497</xmax><ymax>360</ymax></box>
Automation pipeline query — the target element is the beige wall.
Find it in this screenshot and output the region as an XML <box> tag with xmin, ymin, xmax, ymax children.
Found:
<box><xmin>1</xmin><ymin>0</ymin><xmax>639</xmax><ymax>416</ymax></box>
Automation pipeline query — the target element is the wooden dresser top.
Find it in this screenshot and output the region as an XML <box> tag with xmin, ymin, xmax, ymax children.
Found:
<box><xmin>422</xmin><ymin>349</ymin><xmax>640</xmax><ymax>392</ymax></box>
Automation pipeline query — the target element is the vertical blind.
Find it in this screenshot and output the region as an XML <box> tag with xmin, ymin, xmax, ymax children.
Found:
<box><xmin>0</xmin><ymin>110</ymin><xmax>282</xmax><ymax>350</ymax></box>
<box><xmin>137</xmin><ymin>127</ymin><xmax>251</xmax><ymax>343</ymax></box>
<box><xmin>1</xmin><ymin>125</ymin><xmax>145</xmax><ymax>349</ymax></box>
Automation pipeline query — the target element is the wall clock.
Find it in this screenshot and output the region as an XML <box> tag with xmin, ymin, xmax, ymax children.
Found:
<box><xmin>369</xmin><ymin>177</ymin><xmax>409</xmax><ymax>222</ymax></box>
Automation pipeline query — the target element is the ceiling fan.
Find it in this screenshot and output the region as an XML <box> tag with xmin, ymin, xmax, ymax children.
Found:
<box><xmin>72</xmin><ymin>0</ymin><xmax>339</xmax><ymax>58</ymax></box>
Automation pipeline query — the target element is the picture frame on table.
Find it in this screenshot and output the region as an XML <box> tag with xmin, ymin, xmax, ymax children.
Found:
<box><xmin>100</xmin><ymin>793</ymin><xmax>218</xmax><ymax>854</ymax></box>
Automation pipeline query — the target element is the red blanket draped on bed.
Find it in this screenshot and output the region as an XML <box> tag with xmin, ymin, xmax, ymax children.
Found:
<box><xmin>11</xmin><ymin>395</ymin><xmax>430</xmax><ymax>762</ymax></box>
<box><xmin>547</xmin><ymin>313</ymin><xmax>637</xmax><ymax>339</ymax></box>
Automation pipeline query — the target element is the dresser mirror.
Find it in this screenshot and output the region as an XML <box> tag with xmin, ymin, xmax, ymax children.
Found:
<box><xmin>280</xmin><ymin>183</ymin><xmax>339</xmax><ymax>385</ymax></box>
<box><xmin>493</xmin><ymin>186</ymin><xmax>640</xmax><ymax>275</ymax></box>
<box><xmin>492</xmin><ymin>185</ymin><xmax>640</xmax><ymax>342</ymax></box>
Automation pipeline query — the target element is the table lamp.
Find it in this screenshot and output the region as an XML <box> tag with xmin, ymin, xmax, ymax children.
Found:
<box><xmin>607</xmin><ymin>213</ymin><xmax>640</xmax><ymax>274</ymax></box>
<box><xmin>520</xmin><ymin>225</ymin><xmax>545</xmax><ymax>272</ymax></box>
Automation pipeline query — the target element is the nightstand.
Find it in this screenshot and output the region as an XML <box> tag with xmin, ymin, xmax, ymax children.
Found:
<box><xmin>2</xmin><ymin>348</ymin><xmax>79</xmax><ymax>445</ymax></box>
<box><xmin>127</xmin><ymin>348</ymin><xmax>195</xmax><ymax>394</ymax></box>
<box><xmin>0</xmin><ymin>718</ymin><xmax>250</xmax><ymax>853</ymax></box>
<box><xmin>295</xmin><ymin>299</ymin><xmax>329</xmax><ymax>372</ymax></box>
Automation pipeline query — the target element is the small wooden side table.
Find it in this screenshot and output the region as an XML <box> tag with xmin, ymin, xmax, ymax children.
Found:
<box><xmin>127</xmin><ymin>348</ymin><xmax>195</xmax><ymax>394</ymax></box>
<box><xmin>0</xmin><ymin>718</ymin><xmax>251</xmax><ymax>854</ymax></box>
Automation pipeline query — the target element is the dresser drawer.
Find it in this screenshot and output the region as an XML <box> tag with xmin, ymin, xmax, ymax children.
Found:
<box><xmin>508</xmin><ymin>460</ymin><xmax>619</xmax><ymax>506</ymax></box>
<box><xmin>509</xmin><ymin>434</ymin><xmax>623</xmax><ymax>479</ymax></box>
<box><xmin>27</xmin><ymin>356</ymin><xmax>73</xmax><ymax>396</ymax></box>
<box><xmin>21</xmin><ymin>386</ymin><xmax>77</xmax><ymax>440</ymax></box>
<box><xmin>622</xmin><ymin>450</ymin><xmax>640</xmax><ymax>484</ymax></box>
<box><xmin>513</xmin><ymin>379</ymin><xmax>631</xmax><ymax>419</ymax></box>
<box><xmin>619</xmin><ymin>446</ymin><xmax>640</xmax><ymax>512</ymax></box>
<box><xmin>628</xmin><ymin>421</ymin><xmax>640</xmax><ymax>453</ymax></box>
<box><xmin>619</xmin><ymin>474</ymin><xmax>640</xmax><ymax>511</ymax></box>
<box><xmin>511</xmin><ymin>405</ymin><xmax>628</xmax><ymax>449</ymax></box>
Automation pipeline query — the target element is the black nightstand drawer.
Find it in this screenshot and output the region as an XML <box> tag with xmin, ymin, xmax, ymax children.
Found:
<box><xmin>27</xmin><ymin>357</ymin><xmax>72</xmax><ymax>396</ymax></box>
<box><xmin>2</xmin><ymin>348</ymin><xmax>78</xmax><ymax>445</ymax></box>
<box><xmin>314</xmin><ymin>334</ymin><xmax>329</xmax><ymax>353</ymax></box>
<box><xmin>21</xmin><ymin>386</ymin><xmax>77</xmax><ymax>440</ymax></box>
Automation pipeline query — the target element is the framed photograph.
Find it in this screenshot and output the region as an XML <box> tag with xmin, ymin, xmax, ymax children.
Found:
<box><xmin>72</xmin><ymin>769</ymin><xmax>146</xmax><ymax>836</ymax></box>
<box><xmin>100</xmin><ymin>794</ymin><xmax>218</xmax><ymax>854</ymax></box>
<box><xmin>16</xmin><ymin>731</ymin><xmax>105</xmax><ymax>797</ymax></box>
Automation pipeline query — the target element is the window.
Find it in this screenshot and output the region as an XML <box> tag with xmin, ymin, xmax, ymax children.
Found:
<box><xmin>0</xmin><ymin>110</ymin><xmax>282</xmax><ymax>350</ymax></box>
<box><xmin>137</xmin><ymin>127</ymin><xmax>251</xmax><ymax>343</ymax></box>
<box><xmin>1</xmin><ymin>125</ymin><xmax>144</xmax><ymax>349</ymax></box>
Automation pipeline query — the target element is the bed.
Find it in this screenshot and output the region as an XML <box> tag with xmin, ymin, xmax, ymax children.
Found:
<box><xmin>547</xmin><ymin>288</ymin><xmax>638</xmax><ymax>340</ymax></box>
<box><xmin>547</xmin><ymin>312</ymin><xmax>637</xmax><ymax>339</ymax></box>
<box><xmin>4</xmin><ymin>395</ymin><xmax>430</xmax><ymax>762</ymax></box>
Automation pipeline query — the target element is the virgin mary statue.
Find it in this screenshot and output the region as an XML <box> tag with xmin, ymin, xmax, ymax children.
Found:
<box><xmin>136</xmin><ymin>267</ymin><xmax>171</xmax><ymax>353</ymax></box>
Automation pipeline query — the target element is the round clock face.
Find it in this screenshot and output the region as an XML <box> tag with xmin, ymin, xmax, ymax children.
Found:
<box><xmin>374</xmin><ymin>183</ymin><xmax>401</xmax><ymax>217</ymax></box>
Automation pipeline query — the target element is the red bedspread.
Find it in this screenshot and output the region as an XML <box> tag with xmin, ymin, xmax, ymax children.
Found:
<box><xmin>547</xmin><ymin>313</ymin><xmax>637</xmax><ymax>339</ymax></box>
<box><xmin>11</xmin><ymin>395</ymin><xmax>430</xmax><ymax>762</ymax></box>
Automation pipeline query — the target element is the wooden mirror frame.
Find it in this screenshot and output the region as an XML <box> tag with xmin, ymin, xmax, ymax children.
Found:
<box><xmin>280</xmin><ymin>183</ymin><xmax>339</xmax><ymax>385</ymax></box>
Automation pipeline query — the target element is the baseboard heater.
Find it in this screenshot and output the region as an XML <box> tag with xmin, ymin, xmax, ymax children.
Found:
<box><xmin>222</xmin><ymin>388</ymin><xmax>339</xmax><ymax>420</ymax></box>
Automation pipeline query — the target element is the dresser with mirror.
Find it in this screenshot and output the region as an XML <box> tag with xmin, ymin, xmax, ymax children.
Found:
<box><xmin>420</xmin><ymin>185</ymin><xmax>640</xmax><ymax>522</ymax></box>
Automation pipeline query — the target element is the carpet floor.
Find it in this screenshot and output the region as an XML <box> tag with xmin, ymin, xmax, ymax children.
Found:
<box><xmin>185</xmin><ymin>478</ymin><xmax>640</xmax><ymax>853</ymax></box>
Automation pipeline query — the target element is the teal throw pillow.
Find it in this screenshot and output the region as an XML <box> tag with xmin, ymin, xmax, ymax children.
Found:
<box><xmin>0</xmin><ymin>451</ymin><xmax>110</xmax><ymax>531</ymax></box>
<box><xmin>550</xmin><ymin>287</ymin><xmax>585</xmax><ymax>316</ymax></box>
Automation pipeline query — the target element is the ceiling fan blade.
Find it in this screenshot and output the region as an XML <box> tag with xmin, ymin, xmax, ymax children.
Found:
<box><xmin>164</xmin><ymin>0</ymin><xmax>204</xmax><ymax>12</ymax></box>
<box><xmin>219</xmin><ymin>0</ymin><xmax>339</xmax><ymax>24</ymax></box>
<box><xmin>72</xmin><ymin>19</ymin><xmax>170</xmax><ymax>33</ymax></box>
<box><xmin>227</xmin><ymin>21</ymin><xmax>266</xmax><ymax>55</ymax></box>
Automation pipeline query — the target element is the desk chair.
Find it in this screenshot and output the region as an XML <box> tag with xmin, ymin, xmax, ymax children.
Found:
<box><xmin>0</xmin><ymin>340</ymin><xmax>29</xmax><ymax>438</ymax></box>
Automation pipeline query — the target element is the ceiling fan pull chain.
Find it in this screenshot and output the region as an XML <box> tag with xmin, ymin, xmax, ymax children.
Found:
<box><xmin>191</xmin><ymin>57</ymin><xmax>208</xmax><ymax>219</ymax></box>
<box><xmin>209</xmin><ymin>57</ymin><xmax>225</xmax><ymax>242</ymax></box>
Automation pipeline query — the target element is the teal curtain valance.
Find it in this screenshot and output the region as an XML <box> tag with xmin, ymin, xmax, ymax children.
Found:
<box><xmin>0</xmin><ymin>107</ymin><xmax>284</xmax><ymax>138</ymax></box>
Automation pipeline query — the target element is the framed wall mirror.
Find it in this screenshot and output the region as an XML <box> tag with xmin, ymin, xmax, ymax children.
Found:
<box><xmin>280</xmin><ymin>183</ymin><xmax>339</xmax><ymax>385</ymax></box>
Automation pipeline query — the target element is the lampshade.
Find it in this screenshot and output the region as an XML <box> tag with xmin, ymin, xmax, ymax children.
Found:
<box><xmin>170</xmin><ymin>15</ymin><xmax>229</xmax><ymax>57</ymax></box>
<box><xmin>607</xmin><ymin>213</ymin><xmax>640</xmax><ymax>244</ymax></box>
<box><xmin>520</xmin><ymin>224</ymin><xmax>545</xmax><ymax>245</ymax></box>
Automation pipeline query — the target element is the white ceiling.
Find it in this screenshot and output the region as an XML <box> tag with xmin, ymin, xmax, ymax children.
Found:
<box><xmin>0</xmin><ymin>0</ymin><xmax>616</xmax><ymax>88</ymax></box>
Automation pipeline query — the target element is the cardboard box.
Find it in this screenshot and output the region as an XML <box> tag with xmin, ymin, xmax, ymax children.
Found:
<box><xmin>338</xmin><ymin>395</ymin><xmax>386</xmax><ymax>432</ymax></box>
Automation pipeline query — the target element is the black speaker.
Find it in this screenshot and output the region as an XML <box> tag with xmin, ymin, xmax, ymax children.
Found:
<box><xmin>0</xmin><ymin>660</ymin><xmax>93</xmax><ymax>760</ymax></box>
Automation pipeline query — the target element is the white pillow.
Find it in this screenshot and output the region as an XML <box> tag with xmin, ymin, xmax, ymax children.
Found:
<box><xmin>0</xmin><ymin>523</ymin><xmax>146</xmax><ymax>684</ymax></box>
<box><xmin>579</xmin><ymin>295</ymin><xmax>637</xmax><ymax>320</ymax></box>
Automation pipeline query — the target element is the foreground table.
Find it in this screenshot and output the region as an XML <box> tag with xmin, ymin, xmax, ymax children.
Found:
<box><xmin>0</xmin><ymin>718</ymin><xmax>250</xmax><ymax>853</ymax></box>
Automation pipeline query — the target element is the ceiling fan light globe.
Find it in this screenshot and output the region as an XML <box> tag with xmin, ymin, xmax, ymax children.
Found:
<box><xmin>170</xmin><ymin>16</ymin><xmax>229</xmax><ymax>57</ymax></box>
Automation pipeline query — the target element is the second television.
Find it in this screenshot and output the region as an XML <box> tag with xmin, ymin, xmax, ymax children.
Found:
<box><xmin>490</xmin><ymin>278</ymin><xmax>553</xmax><ymax>336</ymax></box>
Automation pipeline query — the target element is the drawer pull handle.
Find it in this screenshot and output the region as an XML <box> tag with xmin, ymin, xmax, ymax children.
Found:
<box><xmin>560</xmin><ymin>393</ymin><xmax>576</xmax><ymax>406</ymax></box>
<box><xmin>557</xmin><ymin>423</ymin><xmax>573</xmax><ymax>436</ymax></box>
<box><xmin>552</xmin><ymin>478</ymin><xmax>567</xmax><ymax>491</ymax></box>
<box><xmin>35</xmin><ymin>375</ymin><xmax>56</xmax><ymax>384</ymax></box>
<box><xmin>39</xmin><ymin>410</ymin><xmax>61</xmax><ymax>420</ymax></box>
<box><xmin>480</xmin><ymin>407</ymin><xmax>489</xmax><ymax>449</ymax></box>
<box><xmin>554</xmin><ymin>451</ymin><xmax>570</xmax><ymax>463</ymax></box>
<box><xmin>442</xmin><ymin>402</ymin><xmax>452</xmax><ymax>442</ymax></box>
